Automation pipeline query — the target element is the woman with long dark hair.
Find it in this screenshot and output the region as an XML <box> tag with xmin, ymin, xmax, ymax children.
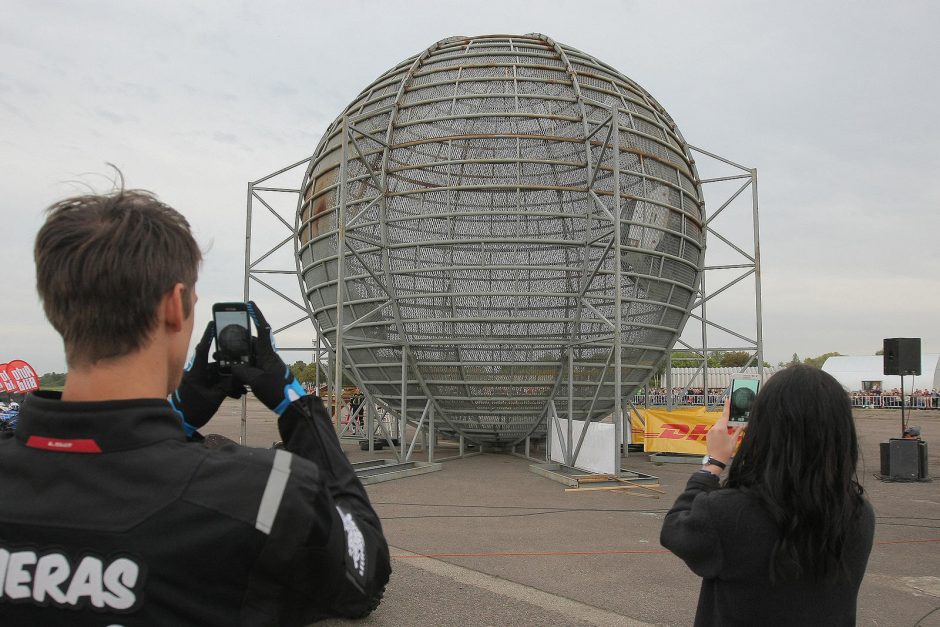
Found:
<box><xmin>660</xmin><ymin>365</ymin><xmax>874</xmax><ymax>626</ymax></box>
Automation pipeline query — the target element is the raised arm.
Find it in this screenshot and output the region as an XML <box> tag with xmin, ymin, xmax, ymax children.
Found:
<box><xmin>231</xmin><ymin>302</ymin><xmax>390</xmax><ymax>619</ymax></box>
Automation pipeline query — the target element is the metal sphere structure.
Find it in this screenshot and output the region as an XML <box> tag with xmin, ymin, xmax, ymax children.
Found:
<box><xmin>296</xmin><ymin>34</ymin><xmax>705</xmax><ymax>446</ymax></box>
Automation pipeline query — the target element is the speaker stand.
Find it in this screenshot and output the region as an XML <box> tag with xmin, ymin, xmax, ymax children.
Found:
<box><xmin>900</xmin><ymin>374</ymin><xmax>906</xmax><ymax>437</ymax></box>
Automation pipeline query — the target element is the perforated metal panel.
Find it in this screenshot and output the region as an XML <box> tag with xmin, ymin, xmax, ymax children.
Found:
<box><xmin>296</xmin><ymin>34</ymin><xmax>705</xmax><ymax>445</ymax></box>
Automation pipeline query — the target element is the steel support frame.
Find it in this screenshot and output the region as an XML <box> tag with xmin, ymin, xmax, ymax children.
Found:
<box><xmin>539</xmin><ymin>134</ymin><xmax>762</xmax><ymax>469</ymax></box>
<box><xmin>660</xmin><ymin>147</ymin><xmax>763</xmax><ymax>413</ymax></box>
<box><xmin>540</xmin><ymin>101</ymin><xmax>629</xmax><ymax>475</ymax></box>
<box><xmin>245</xmin><ymin>150</ymin><xmax>760</xmax><ymax>473</ymax></box>
<box><xmin>243</xmin><ymin>156</ymin><xmax>405</xmax><ymax>457</ymax></box>
<box><xmin>242</xmin><ymin>157</ymin><xmax>318</xmax><ymax>445</ymax></box>
<box><xmin>274</xmin><ymin>107</ymin><xmax>481</xmax><ymax>464</ymax></box>
<box><xmin>342</xmin><ymin>108</ymin><xmax>477</xmax><ymax>462</ymax></box>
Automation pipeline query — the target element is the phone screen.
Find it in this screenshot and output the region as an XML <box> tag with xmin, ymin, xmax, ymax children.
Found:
<box><xmin>213</xmin><ymin>305</ymin><xmax>251</xmax><ymax>371</ymax></box>
<box><xmin>729</xmin><ymin>378</ymin><xmax>760</xmax><ymax>424</ymax></box>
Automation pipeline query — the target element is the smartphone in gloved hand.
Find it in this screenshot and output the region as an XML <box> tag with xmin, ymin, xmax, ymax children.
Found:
<box><xmin>213</xmin><ymin>302</ymin><xmax>253</xmax><ymax>374</ymax></box>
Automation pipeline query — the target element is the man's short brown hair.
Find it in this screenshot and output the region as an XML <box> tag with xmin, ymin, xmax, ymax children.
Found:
<box><xmin>35</xmin><ymin>185</ymin><xmax>202</xmax><ymax>367</ymax></box>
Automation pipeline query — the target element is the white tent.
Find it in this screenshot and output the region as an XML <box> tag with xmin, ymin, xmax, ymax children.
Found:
<box><xmin>821</xmin><ymin>355</ymin><xmax>940</xmax><ymax>391</ymax></box>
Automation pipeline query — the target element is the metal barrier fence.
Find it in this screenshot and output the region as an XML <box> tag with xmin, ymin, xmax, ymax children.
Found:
<box><xmin>632</xmin><ymin>394</ymin><xmax>940</xmax><ymax>409</ymax></box>
<box><xmin>851</xmin><ymin>395</ymin><xmax>939</xmax><ymax>409</ymax></box>
<box><xmin>631</xmin><ymin>394</ymin><xmax>725</xmax><ymax>407</ymax></box>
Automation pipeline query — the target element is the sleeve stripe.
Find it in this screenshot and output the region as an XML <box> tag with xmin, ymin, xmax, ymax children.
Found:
<box><xmin>255</xmin><ymin>449</ymin><xmax>292</xmax><ymax>534</ymax></box>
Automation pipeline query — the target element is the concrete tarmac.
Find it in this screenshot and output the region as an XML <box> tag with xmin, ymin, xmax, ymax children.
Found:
<box><xmin>209</xmin><ymin>399</ymin><xmax>940</xmax><ymax>626</ymax></box>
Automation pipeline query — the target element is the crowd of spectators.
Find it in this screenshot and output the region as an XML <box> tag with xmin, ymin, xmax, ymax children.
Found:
<box><xmin>636</xmin><ymin>387</ymin><xmax>940</xmax><ymax>409</ymax></box>
<box><xmin>643</xmin><ymin>387</ymin><xmax>726</xmax><ymax>396</ymax></box>
<box><xmin>635</xmin><ymin>387</ymin><xmax>728</xmax><ymax>406</ymax></box>
<box><xmin>850</xmin><ymin>388</ymin><xmax>940</xmax><ymax>409</ymax></box>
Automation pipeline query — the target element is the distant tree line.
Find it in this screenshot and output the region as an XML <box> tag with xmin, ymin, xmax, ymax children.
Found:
<box><xmin>781</xmin><ymin>352</ymin><xmax>841</xmax><ymax>369</ymax></box>
<box><xmin>39</xmin><ymin>372</ymin><xmax>67</xmax><ymax>387</ymax></box>
<box><xmin>669</xmin><ymin>350</ymin><xmax>765</xmax><ymax>369</ymax></box>
<box><xmin>289</xmin><ymin>361</ymin><xmax>329</xmax><ymax>385</ymax></box>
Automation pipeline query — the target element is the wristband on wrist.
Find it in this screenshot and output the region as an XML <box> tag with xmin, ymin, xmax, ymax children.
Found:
<box><xmin>272</xmin><ymin>379</ymin><xmax>307</xmax><ymax>416</ymax></box>
<box><xmin>701</xmin><ymin>455</ymin><xmax>727</xmax><ymax>470</ymax></box>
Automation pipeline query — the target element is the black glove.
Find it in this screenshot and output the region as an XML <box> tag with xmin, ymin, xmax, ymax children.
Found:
<box><xmin>231</xmin><ymin>301</ymin><xmax>306</xmax><ymax>415</ymax></box>
<box><xmin>170</xmin><ymin>321</ymin><xmax>241</xmax><ymax>436</ymax></box>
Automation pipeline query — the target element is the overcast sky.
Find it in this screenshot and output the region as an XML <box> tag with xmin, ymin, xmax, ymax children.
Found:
<box><xmin>2</xmin><ymin>0</ymin><xmax>938</xmax><ymax>374</ymax></box>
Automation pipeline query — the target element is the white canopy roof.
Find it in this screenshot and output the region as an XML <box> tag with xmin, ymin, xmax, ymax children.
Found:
<box><xmin>821</xmin><ymin>355</ymin><xmax>940</xmax><ymax>391</ymax></box>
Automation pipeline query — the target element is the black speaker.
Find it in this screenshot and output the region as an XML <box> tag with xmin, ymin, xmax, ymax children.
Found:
<box><xmin>883</xmin><ymin>338</ymin><xmax>921</xmax><ymax>375</ymax></box>
<box><xmin>880</xmin><ymin>439</ymin><xmax>929</xmax><ymax>480</ymax></box>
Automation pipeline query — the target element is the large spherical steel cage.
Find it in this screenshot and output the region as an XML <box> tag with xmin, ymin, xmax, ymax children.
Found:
<box><xmin>295</xmin><ymin>34</ymin><xmax>706</xmax><ymax>446</ymax></box>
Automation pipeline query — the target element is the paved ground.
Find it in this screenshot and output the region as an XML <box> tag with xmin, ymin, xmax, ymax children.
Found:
<box><xmin>210</xmin><ymin>399</ymin><xmax>940</xmax><ymax>626</ymax></box>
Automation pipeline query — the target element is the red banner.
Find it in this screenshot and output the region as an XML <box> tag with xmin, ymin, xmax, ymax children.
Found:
<box><xmin>0</xmin><ymin>364</ymin><xmax>16</xmax><ymax>393</ymax></box>
<box><xmin>4</xmin><ymin>360</ymin><xmax>39</xmax><ymax>393</ymax></box>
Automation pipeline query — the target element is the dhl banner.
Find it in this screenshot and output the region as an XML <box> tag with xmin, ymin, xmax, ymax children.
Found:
<box><xmin>629</xmin><ymin>412</ymin><xmax>645</xmax><ymax>444</ymax></box>
<box><xmin>631</xmin><ymin>406</ymin><xmax>724</xmax><ymax>455</ymax></box>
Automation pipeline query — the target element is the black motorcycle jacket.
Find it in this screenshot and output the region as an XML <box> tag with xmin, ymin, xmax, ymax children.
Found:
<box><xmin>0</xmin><ymin>390</ymin><xmax>391</xmax><ymax>626</ymax></box>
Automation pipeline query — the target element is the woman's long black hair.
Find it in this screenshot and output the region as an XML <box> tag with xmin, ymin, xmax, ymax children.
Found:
<box><xmin>725</xmin><ymin>365</ymin><xmax>865</xmax><ymax>582</ymax></box>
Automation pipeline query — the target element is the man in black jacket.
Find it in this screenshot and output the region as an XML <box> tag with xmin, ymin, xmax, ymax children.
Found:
<box><xmin>0</xmin><ymin>184</ymin><xmax>390</xmax><ymax>625</ymax></box>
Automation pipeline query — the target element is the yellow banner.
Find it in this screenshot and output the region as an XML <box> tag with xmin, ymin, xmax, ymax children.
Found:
<box><xmin>629</xmin><ymin>412</ymin><xmax>646</xmax><ymax>440</ymax></box>
<box><xmin>633</xmin><ymin>407</ymin><xmax>723</xmax><ymax>454</ymax></box>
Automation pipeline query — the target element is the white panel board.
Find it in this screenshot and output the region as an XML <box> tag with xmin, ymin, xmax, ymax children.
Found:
<box><xmin>549</xmin><ymin>417</ymin><xmax>615</xmax><ymax>475</ymax></box>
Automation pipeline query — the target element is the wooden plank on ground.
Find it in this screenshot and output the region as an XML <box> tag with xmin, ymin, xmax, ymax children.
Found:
<box><xmin>614</xmin><ymin>478</ymin><xmax>666</xmax><ymax>494</ymax></box>
<box><xmin>565</xmin><ymin>485</ymin><xmax>633</xmax><ymax>492</ymax></box>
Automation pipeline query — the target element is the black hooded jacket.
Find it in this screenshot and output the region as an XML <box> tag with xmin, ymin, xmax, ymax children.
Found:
<box><xmin>0</xmin><ymin>391</ymin><xmax>390</xmax><ymax>626</ymax></box>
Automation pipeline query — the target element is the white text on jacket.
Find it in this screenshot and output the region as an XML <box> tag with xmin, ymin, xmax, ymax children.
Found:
<box><xmin>0</xmin><ymin>548</ymin><xmax>141</xmax><ymax>611</ymax></box>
